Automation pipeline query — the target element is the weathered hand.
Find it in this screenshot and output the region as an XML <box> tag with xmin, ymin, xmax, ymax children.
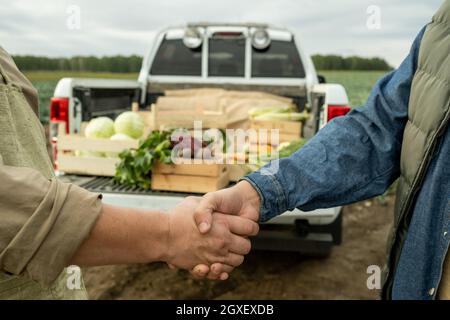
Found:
<box><xmin>190</xmin><ymin>181</ymin><xmax>261</xmax><ymax>280</ymax></box>
<box><xmin>163</xmin><ymin>196</ymin><xmax>259</xmax><ymax>271</ymax></box>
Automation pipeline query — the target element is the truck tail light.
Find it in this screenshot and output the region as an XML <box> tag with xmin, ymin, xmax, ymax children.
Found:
<box><xmin>327</xmin><ymin>104</ymin><xmax>351</xmax><ymax>121</ymax></box>
<box><xmin>50</xmin><ymin>97</ymin><xmax>70</xmax><ymax>133</ymax></box>
<box><xmin>49</xmin><ymin>97</ymin><xmax>69</xmax><ymax>169</ymax></box>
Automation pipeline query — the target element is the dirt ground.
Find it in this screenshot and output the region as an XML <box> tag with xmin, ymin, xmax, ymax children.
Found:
<box><xmin>82</xmin><ymin>196</ymin><xmax>394</xmax><ymax>300</ymax></box>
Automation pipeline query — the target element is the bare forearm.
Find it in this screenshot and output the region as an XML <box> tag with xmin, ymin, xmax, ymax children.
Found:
<box><xmin>70</xmin><ymin>204</ymin><xmax>169</xmax><ymax>266</ymax></box>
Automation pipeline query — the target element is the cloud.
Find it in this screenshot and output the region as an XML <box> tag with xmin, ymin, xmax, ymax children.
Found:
<box><xmin>0</xmin><ymin>0</ymin><xmax>443</xmax><ymax>67</ymax></box>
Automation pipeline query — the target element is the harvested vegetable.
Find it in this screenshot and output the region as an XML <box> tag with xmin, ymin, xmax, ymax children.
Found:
<box><xmin>110</xmin><ymin>133</ymin><xmax>135</xmax><ymax>141</ymax></box>
<box><xmin>75</xmin><ymin>116</ymin><xmax>114</xmax><ymax>158</ymax></box>
<box><xmin>244</xmin><ymin>138</ymin><xmax>307</xmax><ymax>171</ymax></box>
<box><xmin>114</xmin><ymin>129</ymin><xmax>225</xmax><ymax>188</ymax></box>
<box><xmin>74</xmin><ymin>150</ymin><xmax>105</xmax><ymax>158</ymax></box>
<box><xmin>85</xmin><ymin>117</ymin><xmax>115</xmax><ymax>139</ymax></box>
<box><xmin>253</xmin><ymin>111</ymin><xmax>309</xmax><ymax>122</ymax></box>
<box><xmin>114</xmin><ymin>111</ymin><xmax>145</xmax><ymax>139</ymax></box>
<box><xmin>248</xmin><ymin>105</ymin><xmax>294</xmax><ymax>119</ymax></box>
<box><xmin>114</xmin><ymin>131</ymin><xmax>172</xmax><ymax>189</ymax></box>
<box><xmin>106</xmin><ymin>133</ymin><xmax>137</xmax><ymax>158</ymax></box>
<box><xmin>277</xmin><ymin>139</ymin><xmax>307</xmax><ymax>158</ymax></box>
<box><xmin>170</xmin><ymin>131</ymin><xmax>204</xmax><ymax>159</ymax></box>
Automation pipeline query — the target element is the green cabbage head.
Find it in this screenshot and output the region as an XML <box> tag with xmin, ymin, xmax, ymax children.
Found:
<box><xmin>114</xmin><ymin>112</ymin><xmax>144</xmax><ymax>139</ymax></box>
<box><xmin>85</xmin><ymin>117</ymin><xmax>115</xmax><ymax>139</ymax></box>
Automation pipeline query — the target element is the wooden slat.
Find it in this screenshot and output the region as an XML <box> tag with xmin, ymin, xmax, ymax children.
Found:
<box><xmin>151</xmin><ymin>171</ymin><xmax>229</xmax><ymax>193</ymax></box>
<box><xmin>153</xmin><ymin>101</ymin><xmax>227</xmax><ymax>129</ymax></box>
<box><xmin>58</xmin><ymin>135</ymin><xmax>138</xmax><ymax>152</ymax></box>
<box><xmin>155</xmin><ymin>116</ymin><xmax>227</xmax><ymax>130</ymax></box>
<box><xmin>55</xmin><ymin>118</ymin><xmax>142</xmax><ymax>177</ymax></box>
<box><xmin>153</xmin><ymin>162</ymin><xmax>226</xmax><ymax>177</ymax></box>
<box><xmin>58</xmin><ymin>154</ymin><xmax>119</xmax><ymax>176</ymax></box>
<box><xmin>137</xmin><ymin>111</ymin><xmax>155</xmax><ymax>135</ymax></box>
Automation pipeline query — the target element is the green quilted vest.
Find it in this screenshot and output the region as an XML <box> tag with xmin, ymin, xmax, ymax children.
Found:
<box><xmin>382</xmin><ymin>0</ymin><xmax>450</xmax><ymax>299</ymax></box>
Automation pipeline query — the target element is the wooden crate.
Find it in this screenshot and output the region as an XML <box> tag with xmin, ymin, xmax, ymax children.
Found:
<box><xmin>250</xmin><ymin>119</ymin><xmax>302</xmax><ymax>135</ymax></box>
<box><xmin>153</xmin><ymin>97</ymin><xmax>228</xmax><ymax>129</ymax></box>
<box><xmin>57</xmin><ymin>125</ymin><xmax>139</xmax><ymax>176</ymax></box>
<box><xmin>136</xmin><ymin>110</ymin><xmax>155</xmax><ymax>136</ymax></box>
<box><xmin>227</xmin><ymin>164</ymin><xmax>251</xmax><ymax>182</ymax></box>
<box><xmin>250</xmin><ymin>120</ymin><xmax>302</xmax><ymax>144</ymax></box>
<box><xmin>152</xmin><ymin>162</ymin><xmax>229</xmax><ymax>193</ymax></box>
<box><xmin>153</xmin><ymin>89</ymin><xmax>295</xmax><ymax>130</ymax></box>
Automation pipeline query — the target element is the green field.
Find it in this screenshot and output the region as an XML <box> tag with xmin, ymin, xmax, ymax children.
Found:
<box><xmin>320</xmin><ymin>70</ymin><xmax>387</xmax><ymax>107</ymax></box>
<box><xmin>26</xmin><ymin>70</ymin><xmax>387</xmax><ymax>123</ymax></box>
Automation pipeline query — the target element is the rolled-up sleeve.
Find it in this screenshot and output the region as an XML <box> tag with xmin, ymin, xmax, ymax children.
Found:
<box><xmin>0</xmin><ymin>165</ymin><xmax>102</xmax><ymax>286</ymax></box>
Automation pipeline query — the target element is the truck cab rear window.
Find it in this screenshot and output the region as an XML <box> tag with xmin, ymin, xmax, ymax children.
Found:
<box><xmin>208</xmin><ymin>38</ymin><xmax>245</xmax><ymax>77</ymax></box>
<box><xmin>150</xmin><ymin>39</ymin><xmax>202</xmax><ymax>76</ymax></box>
<box><xmin>251</xmin><ymin>40</ymin><xmax>305</xmax><ymax>78</ymax></box>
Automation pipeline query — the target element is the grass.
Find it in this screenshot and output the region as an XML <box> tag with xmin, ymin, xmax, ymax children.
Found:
<box><xmin>26</xmin><ymin>70</ymin><xmax>388</xmax><ymax>123</ymax></box>
<box><xmin>320</xmin><ymin>70</ymin><xmax>388</xmax><ymax>107</ymax></box>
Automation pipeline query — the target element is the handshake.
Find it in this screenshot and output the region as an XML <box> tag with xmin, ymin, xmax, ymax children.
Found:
<box><xmin>164</xmin><ymin>180</ymin><xmax>261</xmax><ymax>280</ymax></box>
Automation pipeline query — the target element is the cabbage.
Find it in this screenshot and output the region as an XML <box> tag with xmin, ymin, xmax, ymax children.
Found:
<box><xmin>85</xmin><ymin>117</ymin><xmax>115</xmax><ymax>139</ymax></box>
<box><xmin>106</xmin><ymin>133</ymin><xmax>137</xmax><ymax>158</ymax></box>
<box><xmin>114</xmin><ymin>112</ymin><xmax>144</xmax><ymax>139</ymax></box>
<box><xmin>74</xmin><ymin>150</ymin><xmax>105</xmax><ymax>158</ymax></box>
<box><xmin>110</xmin><ymin>133</ymin><xmax>135</xmax><ymax>141</ymax></box>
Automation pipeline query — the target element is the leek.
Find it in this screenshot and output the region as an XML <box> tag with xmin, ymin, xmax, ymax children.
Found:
<box><xmin>248</xmin><ymin>106</ymin><xmax>294</xmax><ymax>118</ymax></box>
<box><xmin>253</xmin><ymin>112</ymin><xmax>309</xmax><ymax>122</ymax></box>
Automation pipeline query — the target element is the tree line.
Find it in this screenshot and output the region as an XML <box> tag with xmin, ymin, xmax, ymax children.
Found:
<box><xmin>311</xmin><ymin>54</ymin><xmax>392</xmax><ymax>71</ymax></box>
<box><xmin>13</xmin><ymin>55</ymin><xmax>143</xmax><ymax>73</ymax></box>
<box><xmin>12</xmin><ymin>54</ymin><xmax>392</xmax><ymax>72</ymax></box>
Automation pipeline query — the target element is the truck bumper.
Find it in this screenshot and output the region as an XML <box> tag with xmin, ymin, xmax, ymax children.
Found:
<box><xmin>253</xmin><ymin>208</ymin><xmax>342</xmax><ymax>255</ymax></box>
<box><xmin>252</xmin><ymin>230</ymin><xmax>333</xmax><ymax>256</ymax></box>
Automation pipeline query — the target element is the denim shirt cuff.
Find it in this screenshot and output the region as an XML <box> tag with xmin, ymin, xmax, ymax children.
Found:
<box><xmin>241</xmin><ymin>171</ymin><xmax>288</xmax><ymax>222</ymax></box>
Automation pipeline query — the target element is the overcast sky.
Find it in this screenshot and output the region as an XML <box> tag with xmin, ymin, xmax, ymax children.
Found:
<box><xmin>0</xmin><ymin>0</ymin><xmax>443</xmax><ymax>67</ymax></box>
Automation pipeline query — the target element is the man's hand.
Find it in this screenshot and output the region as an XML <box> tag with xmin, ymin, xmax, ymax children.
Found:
<box><xmin>194</xmin><ymin>181</ymin><xmax>261</xmax><ymax>233</ymax></box>
<box><xmin>163</xmin><ymin>196</ymin><xmax>259</xmax><ymax>271</ymax></box>
<box><xmin>191</xmin><ymin>181</ymin><xmax>261</xmax><ymax>279</ymax></box>
<box><xmin>71</xmin><ymin>194</ymin><xmax>257</xmax><ymax>279</ymax></box>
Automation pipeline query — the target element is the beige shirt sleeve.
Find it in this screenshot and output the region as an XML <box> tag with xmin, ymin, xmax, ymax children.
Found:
<box><xmin>0</xmin><ymin>47</ymin><xmax>39</xmax><ymax>116</ymax></box>
<box><xmin>0</xmin><ymin>165</ymin><xmax>103</xmax><ymax>286</ymax></box>
<box><xmin>0</xmin><ymin>47</ymin><xmax>103</xmax><ymax>286</ymax></box>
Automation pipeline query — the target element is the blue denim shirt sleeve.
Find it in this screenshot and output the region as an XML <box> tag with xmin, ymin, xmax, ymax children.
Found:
<box><xmin>244</xmin><ymin>27</ymin><xmax>426</xmax><ymax>222</ymax></box>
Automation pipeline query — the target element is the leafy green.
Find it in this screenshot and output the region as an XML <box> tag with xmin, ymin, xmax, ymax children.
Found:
<box><xmin>114</xmin><ymin>131</ymin><xmax>172</xmax><ymax>189</ymax></box>
<box><xmin>277</xmin><ymin>139</ymin><xmax>307</xmax><ymax>158</ymax></box>
<box><xmin>244</xmin><ymin>139</ymin><xmax>308</xmax><ymax>172</ymax></box>
<box><xmin>253</xmin><ymin>111</ymin><xmax>309</xmax><ymax>122</ymax></box>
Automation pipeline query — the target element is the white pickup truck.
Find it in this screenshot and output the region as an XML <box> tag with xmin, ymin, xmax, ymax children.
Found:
<box><xmin>50</xmin><ymin>23</ymin><xmax>350</xmax><ymax>256</ymax></box>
